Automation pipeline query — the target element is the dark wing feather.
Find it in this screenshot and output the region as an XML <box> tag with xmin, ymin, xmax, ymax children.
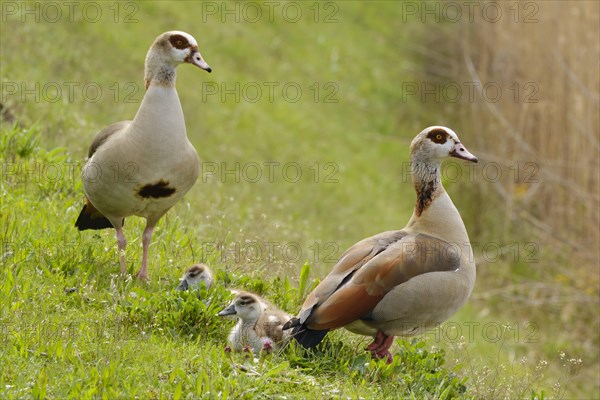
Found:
<box><xmin>74</xmin><ymin>197</ymin><xmax>116</xmax><ymax>230</ymax></box>
<box><xmin>288</xmin><ymin>325</ymin><xmax>329</xmax><ymax>348</ymax></box>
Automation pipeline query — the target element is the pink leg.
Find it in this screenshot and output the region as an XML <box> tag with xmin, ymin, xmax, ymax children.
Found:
<box><xmin>366</xmin><ymin>331</ymin><xmax>395</xmax><ymax>364</ymax></box>
<box><xmin>366</xmin><ymin>331</ymin><xmax>387</xmax><ymax>351</ymax></box>
<box><xmin>115</xmin><ymin>227</ymin><xmax>127</xmax><ymax>275</ymax></box>
<box><xmin>136</xmin><ymin>225</ymin><xmax>154</xmax><ymax>280</ymax></box>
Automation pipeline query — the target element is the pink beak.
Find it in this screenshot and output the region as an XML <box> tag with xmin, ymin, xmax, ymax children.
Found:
<box><xmin>450</xmin><ymin>142</ymin><xmax>478</xmax><ymax>163</ymax></box>
<box><xmin>187</xmin><ymin>50</ymin><xmax>212</xmax><ymax>73</ymax></box>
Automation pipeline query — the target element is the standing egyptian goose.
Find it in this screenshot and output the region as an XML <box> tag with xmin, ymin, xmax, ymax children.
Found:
<box><xmin>75</xmin><ymin>31</ymin><xmax>211</xmax><ymax>280</ymax></box>
<box><xmin>176</xmin><ymin>263</ymin><xmax>214</xmax><ymax>291</ymax></box>
<box><xmin>218</xmin><ymin>291</ymin><xmax>292</xmax><ymax>354</ymax></box>
<box><xmin>283</xmin><ymin>126</ymin><xmax>478</xmax><ymax>362</ymax></box>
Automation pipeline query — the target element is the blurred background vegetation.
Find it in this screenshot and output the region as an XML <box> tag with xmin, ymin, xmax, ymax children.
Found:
<box><xmin>1</xmin><ymin>0</ymin><xmax>598</xmax><ymax>397</ymax></box>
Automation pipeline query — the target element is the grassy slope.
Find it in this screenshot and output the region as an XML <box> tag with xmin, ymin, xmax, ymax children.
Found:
<box><xmin>1</xmin><ymin>126</ymin><xmax>469</xmax><ymax>398</ymax></box>
<box><xmin>1</xmin><ymin>1</ymin><xmax>592</xmax><ymax>398</ymax></box>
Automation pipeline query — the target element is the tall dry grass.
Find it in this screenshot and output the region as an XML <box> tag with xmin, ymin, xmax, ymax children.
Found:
<box><xmin>411</xmin><ymin>2</ymin><xmax>599</xmax><ymax>295</ymax></box>
<box><xmin>456</xmin><ymin>1</ymin><xmax>599</xmax><ymax>291</ymax></box>
<box><xmin>462</xmin><ymin>0</ymin><xmax>598</xmax><ymax>254</ymax></box>
<box><xmin>409</xmin><ymin>1</ymin><xmax>598</xmax><ymax>394</ymax></box>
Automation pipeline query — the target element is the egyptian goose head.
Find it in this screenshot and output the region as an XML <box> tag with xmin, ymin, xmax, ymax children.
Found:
<box><xmin>144</xmin><ymin>31</ymin><xmax>211</xmax><ymax>89</ymax></box>
<box><xmin>409</xmin><ymin>126</ymin><xmax>477</xmax><ymax>217</ymax></box>
<box><xmin>410</xmin><ymin>126</ymin><xmax>477</xmax><ymax>163</ymax></box>
<box><xmin>176</xmin><ymin>263</ymin><xmax>214</xmax><ymax>291</ymax></box>
<box><xmin>218</xmin><ymin>291</ymin><xmax>264</xmax><ymax>322</ymax></box>
<box><xmin>284</xmin><ymin>126</ymin><xmax>478</xmax><ymax>363</ymax></box>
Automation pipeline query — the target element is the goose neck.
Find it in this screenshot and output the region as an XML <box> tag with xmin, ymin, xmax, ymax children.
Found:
<box><xmin>411</xmin><ymin>159</ymin><xmax>443</xmax><ymax>217</ymax></box>
<box><xmin>144</xmin><ymin>53</ymin><xmax>177</xmax><ymax>89</ymax></box>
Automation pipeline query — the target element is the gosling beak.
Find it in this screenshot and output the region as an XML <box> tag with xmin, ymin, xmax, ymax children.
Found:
<box><xmin>218</xmin><ymin>304</ymin><xmax>237</xmax><ymax>317</ymax></box>
<box><xmin>176</xmin><ymin>279</ymin><xmax>189</xmax><ymax>291</ymax></box>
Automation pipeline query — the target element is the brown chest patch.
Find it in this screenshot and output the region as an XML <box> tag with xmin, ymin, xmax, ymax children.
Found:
<box><xmin>138</xmin><ymin>180</ymin><xmax>176</xmax><ymax>199</ymax></box>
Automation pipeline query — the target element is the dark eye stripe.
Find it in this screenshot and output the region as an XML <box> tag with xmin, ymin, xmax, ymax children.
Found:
<box><xmin>169</xmin><ymin>34</ymin><xmax>189</xmax><ymax>50</ymax></box>
<box><xmin>427</xmin><ymin>128</ymin><xmax>449</xmax><ymax>144</ymax></box>
<box><xmin>238</xmin><ymin>296</ymin><xmax>256</xmax><ymax>306</ymax></box>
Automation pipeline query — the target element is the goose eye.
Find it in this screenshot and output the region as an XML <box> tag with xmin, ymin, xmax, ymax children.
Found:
<box><xmin>427</xmin><ymin>129</ymin><xmax>448</xmax><ymax>144</ymax></box>
<box><xmin>169</xmin><ymin>35</ymin><xmax>189</xmax><ymax>49</ymax></box>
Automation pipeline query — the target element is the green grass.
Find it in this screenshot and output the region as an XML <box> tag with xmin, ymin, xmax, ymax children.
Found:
<box><xmin>1</xmin><ymin>1</ymin><xmax>595</xmax><ymax>398</ymax></box>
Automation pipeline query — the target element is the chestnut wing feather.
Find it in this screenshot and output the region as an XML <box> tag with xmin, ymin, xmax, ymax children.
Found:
<box><xmin>303</xmin><ymin>232</ymin><xmax>461</xmax><ymax>330</ymax></box>
<box><xmin>297</xmin><ymin>230</ymin><xmax>409</xmax><ymax>324</ymax></box>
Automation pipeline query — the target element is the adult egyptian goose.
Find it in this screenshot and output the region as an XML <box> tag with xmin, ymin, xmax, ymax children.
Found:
<box><xmin>176</xmin><ymin>263</ymin><xmax>214</xmax><ymax>291</ymax></box>
<box><xmin>218</xmin><ymin>291</ymin><xmax>292</xmax><ymax>354</ymax></box>
<box><xmin>283</xmin><ymin>126</ymin><xmax>478</xmax><ymax>362</ymax></box>
<box><xmin>75</xmin><ymin>31</ymin><xmax>211</xmax><ymax>280</ymax></box>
